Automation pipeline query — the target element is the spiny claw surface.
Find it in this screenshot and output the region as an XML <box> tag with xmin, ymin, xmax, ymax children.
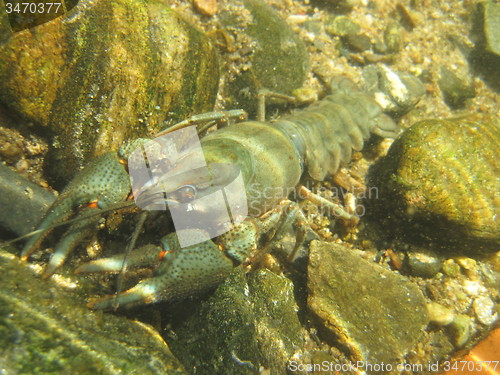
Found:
<box><xmin>82</xmin><ymin>231</ymin><xmax>235</xmax><ymax>310</ymax></box>
<box><xmin>21</xmin><ymin>152</ymin><xmax>130</xmax><ymax>275</ymax></box>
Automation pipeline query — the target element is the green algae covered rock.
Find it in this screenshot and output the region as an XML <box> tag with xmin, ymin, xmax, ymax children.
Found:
<box><xmin>0</xmin><ymin>250</ymin><xmax>187</xmax><ymax>375</ymax></box>
<box><xmin>307</xmin><ymin>241</ymin><xmax>429</xmax><ymax>371</ymax></box>
<box><xmin>219</xmin><ymin>0</ymin><xmax>308</xmax><ymax>115</ymax></box>
<box><xmin>475</xmin><ymin>1</ymin><xmax>500</xmax><ymax>57</ymax></box>
<box><xmin>0</xmin><ymin>0</ymin><xmax>219</xmax><ymax>180</ymax></box>
<box><xmin>438</xmin><ymin>67</ymin><xmax>475</xmax><ymax>109</ymax></box>
<box><xmin>369</xmin><ymin>115</ymin><xmax>500</xmax><ymax>252</ymax></box>
<box><xmin>167</xmin><ymin>268</ymin><xmax>303</xmax><ymax>375</ymax></box>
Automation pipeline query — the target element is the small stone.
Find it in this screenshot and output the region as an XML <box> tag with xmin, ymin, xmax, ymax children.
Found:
<box><xmin>448</xmin><ymin>314</ymin><xmax>475</xmax><ymax>349</ymax></box>
<box><xmin>319</xmin><ymin>0</ymin><xmax>364</xmax><ymax>10</ymax></box>
<box><xmin>438</xmin><ymin>66</ymin><xmax>475</xmax><ymax>109</ymax></box>
<box><xmin>193</xmin><ymin>0</ymin><xmax>217</xmax><ymax>16</ymax></box>
<box><xmin>456</xmin><ymin>257</ymin><xmax>477</xmax><ymax>271</ymax></box>
<box><xmin>406</xmin><ymin>250</ymin><xmax>442</xmax><ymax>278</ymax></box>
<box><xmin>0</xmin><ymin>141</ymin><xmax>22</xmax><ymax>160</ymax></box>
<box><xmin>396</xmin><ymin>3</ymin><xmax>418</xmax><ymax>30</ymax></box>
<box><xmin>372</xmin><ymin>36</ymin><xmax>388</xmax><ymax>54</ymax></box>
<box><xmin>324</xmin><ymin>15</ymin><xmax>360</xmax><ymax>37</ymax></box>
<box><xmin>441</xmin><ymin>259</ymin><xmax>461</xmax><ymax>277</ymax></box>
<box><xmin>473</xmin><ymin>296</ymin><xmax>498</xmax><ymax>325</ymax></box>
<box><xmin>344</xmin><ymin>33</ymin><xmax>372</xmax><ymax>52</ymax></box>
<box><xmin>462</xmin><ymin>280</ymin><xmax>487</xmax><ymax>297</ymax></box>
<box><xmin>292</xmin><ymin>87</ymin><xmax>318</xmax><ymax>105</ymax></box>
<box><xmin>427</xmin><ymin>302</ymin><xmax>455</xmax><ymax>326</ymax></box>
<box><xmin>384</xmin><ymin>22</ymin><xmax>403</xmax><ymax>53</ymax></box>
<box><xmin>362</xmin><ymin>64</ymin><xmax>425</xmax><ymax>115</ymax></box>
<box><xmin>14</xmin><ymin>158</ymin><xmax>28</xmax><ymax>172</ymax></box>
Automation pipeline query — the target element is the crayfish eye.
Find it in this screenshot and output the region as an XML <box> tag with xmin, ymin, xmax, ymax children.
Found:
<box><xmin>176</xmin><ymin>185</ymin><xmax>196</xmax><ymax>203</ymax></box>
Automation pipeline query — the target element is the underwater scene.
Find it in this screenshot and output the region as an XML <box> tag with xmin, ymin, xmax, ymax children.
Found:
<box><xmin>0</xmin><ymin>0</ymin><xmax>499</xmax><ymax>374</ymax></box>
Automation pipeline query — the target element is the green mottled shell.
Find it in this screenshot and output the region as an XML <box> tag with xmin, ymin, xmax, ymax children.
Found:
<box><xmin>0</xmin><ymin>250</ymin><xmax>187</xmax><ymax>374</ymax></box>
<box><xmin>0</xmin><ymin>0</ymin><xmax>219</xmax><ymax>180</ymax></box>
<box><xmin>370</xmin><ymin>115</ymin><xmax>500</xmax><ymax>252</ymax></box>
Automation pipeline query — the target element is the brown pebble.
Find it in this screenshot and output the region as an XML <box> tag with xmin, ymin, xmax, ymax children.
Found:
<box><xmin>15</xmin><ymin>159</ymin><xmax>29</xmax><ymax>172</ymax></box>
<box><xmin>193</xmin><ymin>0</ymin><xmax>217</xmax><ymax>16</ymax></box>
<box><xmin>0</xmin><ymin>142</ymin><xmax>22</xmax><ymax>159</ymax></box>
<box><xmin>396</xmin><ymin>3</ymin><xmax>417</xmax><ymax>30</ymax></box>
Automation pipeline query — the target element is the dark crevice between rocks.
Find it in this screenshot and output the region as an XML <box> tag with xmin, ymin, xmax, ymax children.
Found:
<box><xmin>6</xmin><ymin>0</ymin><xmax>79</xmax><ymax>32</ymax></box>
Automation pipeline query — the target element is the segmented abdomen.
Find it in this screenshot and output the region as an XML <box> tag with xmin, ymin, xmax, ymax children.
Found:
<box><xmin>200</xmin><ymin>78</ymin><xmax>398</xmax><ymax>216</ymax></box>
<box><xmin>273</xmin><ymin>77</ymin><xmax>398</xmax><ymax>181</ymax></box>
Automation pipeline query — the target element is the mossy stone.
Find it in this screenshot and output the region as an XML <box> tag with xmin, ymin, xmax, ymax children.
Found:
<box><xmin>438</xmin><ymin>67</ymin><xmax>475</xmax><ymax>109</ymax></box>
<box><xmin>0</xmin><ymin>0</ymin><xmax>219</xmax><ymax>181</ymax></box>
<box><xmin>368</xmin><ymin>115</ymin><xmax>500</xmax><ymax>252</ymax></box>
<box><xmin>167</xmin><ymin>268</ymin><xmax>303</xmax><ymax>375</ymax></box>
<box><xmin>219</xmin><ymin>0</ymin><xmax>308</xmax><ymax>116</ymax></box>
<box><xmin>308</xmin><ymin>241</ymin><xmax>429</xmax><ymax>369</ymax></box>
<box><xmin>0</xmin><ymin>250</ymin><xmax>187</xmax><ymax>375</ymax></box>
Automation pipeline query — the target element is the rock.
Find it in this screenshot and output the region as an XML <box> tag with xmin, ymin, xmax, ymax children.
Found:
<box><xmin>406</xmin><ymin>249</ymin><xmax>443</xmax><ymax>278</ymax></box>
<box><xmin>324</xmin><ymin>15</ymin><xmax>360</xmax><ymax>37</ymax></box>
<box><xmin>0</xmin><ymin>164</ymin><xmax>56</xmax><ymax>235</ymax></box>
<box><xmin>383</xmin><ymin>22</ymin><xmax>403</xmax><ymax>54</ymax></box>
<box><xmin>474</xmin><ymin>2</ymin><xmax>500</xmax><ymax>57</ymax></box>
<box><xmin>0</xmin><ymin>250</ymin><xmax>187</xmax><ymax>375</ymax></box>
<box><xmin>167</xmin><ymin>268</ymin><xmax>303</xmax><ymax>375</ymax></box>
<box><xmin>368</xmin><ymin>115</ymin><xmax>500</xmax><ymax>253</ymax></box>
<box><xmin>427</xmin><ymin>302</ymin><xmax>455</xmax><ymax>326</ymax></box>
<box><xmin>447</xmin><ymin>314</ymin><xmax>475</xmax><ymax>349</ymax></box>
<box><xmin>219</xmin><ymin>0</ymin><xmax>308</xmax><ymax>116</ymax></box>
<box><xmin>470</xmin><ymin>2</ymin><xmax>500</xmax><ymax>89</ymax></box>
<box><xmin>344</xmin><ymin>33</ymin><xmax>372</xmax><ymax>53</ymax></box>
<box><xmin>438</xmin><ymin>66</ymin><xmax>475</xmax><ymax>109</ymax></box>
<box><xmin>441</xmin><ymin>259</ymin><xmax>461</xmax><ymax>277</ymax></box>
<box><xmin>362</xmin><ymin>64</ymin><xmax>425</xmax><ymax>115</ymax></box>
<box><xmin>194</xmin><ymin>0</ymin><xmax>218</xmax><ymax>16</ymax></box>
<box><xmin>307</xmin><ymin>241</ymin><xmax>429</xmax><ymax>370</ymax></box>
<box><xmin>473</xmin><ymin>296</ymin><xmax>498</xmax><ymax>326</ymax></box>
<box><xmin>0</xmin><ymin>0</ymin><xmax>220</xmax><ymax>181</ymax></box>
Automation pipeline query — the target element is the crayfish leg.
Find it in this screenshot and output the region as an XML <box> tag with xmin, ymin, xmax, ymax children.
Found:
<box><xmin>43</xmin><ymin>208</ymin><xmax>101</xmax><ymax>278</ymax></box>
<box><xmin>246</xmin><ymin>200</ymin><xmax>309</xmax><ymax>266</ymax></box>
<box><xmin>75</xmin><ymin>244</ymin><xmax>163</xmax><ymax>274</ymax></box>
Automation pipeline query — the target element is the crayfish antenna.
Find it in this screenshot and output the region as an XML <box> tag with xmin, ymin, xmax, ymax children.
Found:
<box><xmin>112</xmin><ymin>211</ymin><xmax>148</xmax><ymax>310</ymax></box>
<box><xmin>6</xmin><ymin>201</ymin><xmax>135</xmax><ymax>250</ymax></box>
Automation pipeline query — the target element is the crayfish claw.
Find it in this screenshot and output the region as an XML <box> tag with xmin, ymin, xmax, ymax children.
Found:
<box><xmin>86</xmin><ymin>233</ymin><xmax>235</xmax><ymax>309</ymax></box>
<box><xmin>20</xmin><ymin>152</ymin><xmax>131</xmax><ymax>274</ymax></box>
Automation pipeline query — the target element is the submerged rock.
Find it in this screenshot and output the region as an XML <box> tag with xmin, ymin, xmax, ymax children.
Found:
<box><xmin>363</xmin><ymin>64</ymin><xmax>425</xmax><ymax>115</ymax></box>
<box><xmin>307</xmin><ymin>241</ymin><xmax>429</xmax><ymax>371</ymax></box>
<box><xmin>368</xmin><ymin>115</ymin><xmax>500</xmax><ymax>252</ymax></box>
<box><xmin>167</xmin><ymin>268</ymin><xmax>303</xmax><ymax>375</ymax></box>
<box><xmin>0</xmin><ymin>0</ymin><xmax>219</xmax><ymax>181</ymax></box>
<box><xmin>0</xmin><ymin>164</ymin><xmax>56</xmax><ymax>235</ymax></box>
<box><xmin>438</xmin><ymin>66</ymin><xmax>475</xmax><ymax>109</ymax></box>
<box><xmin>0</xmin><ymin>250</ymin><xmax>187</xmax><ymax>375</ymax></box>
<box><xmin>219</xmin><ymin>0</ymin><xmax>308</xmax><ymax>115</ymax></box>
<box><xmin>473</xmin><ymin>1</ymin><xmax>500</xmax><ymax>57</ymax></box>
